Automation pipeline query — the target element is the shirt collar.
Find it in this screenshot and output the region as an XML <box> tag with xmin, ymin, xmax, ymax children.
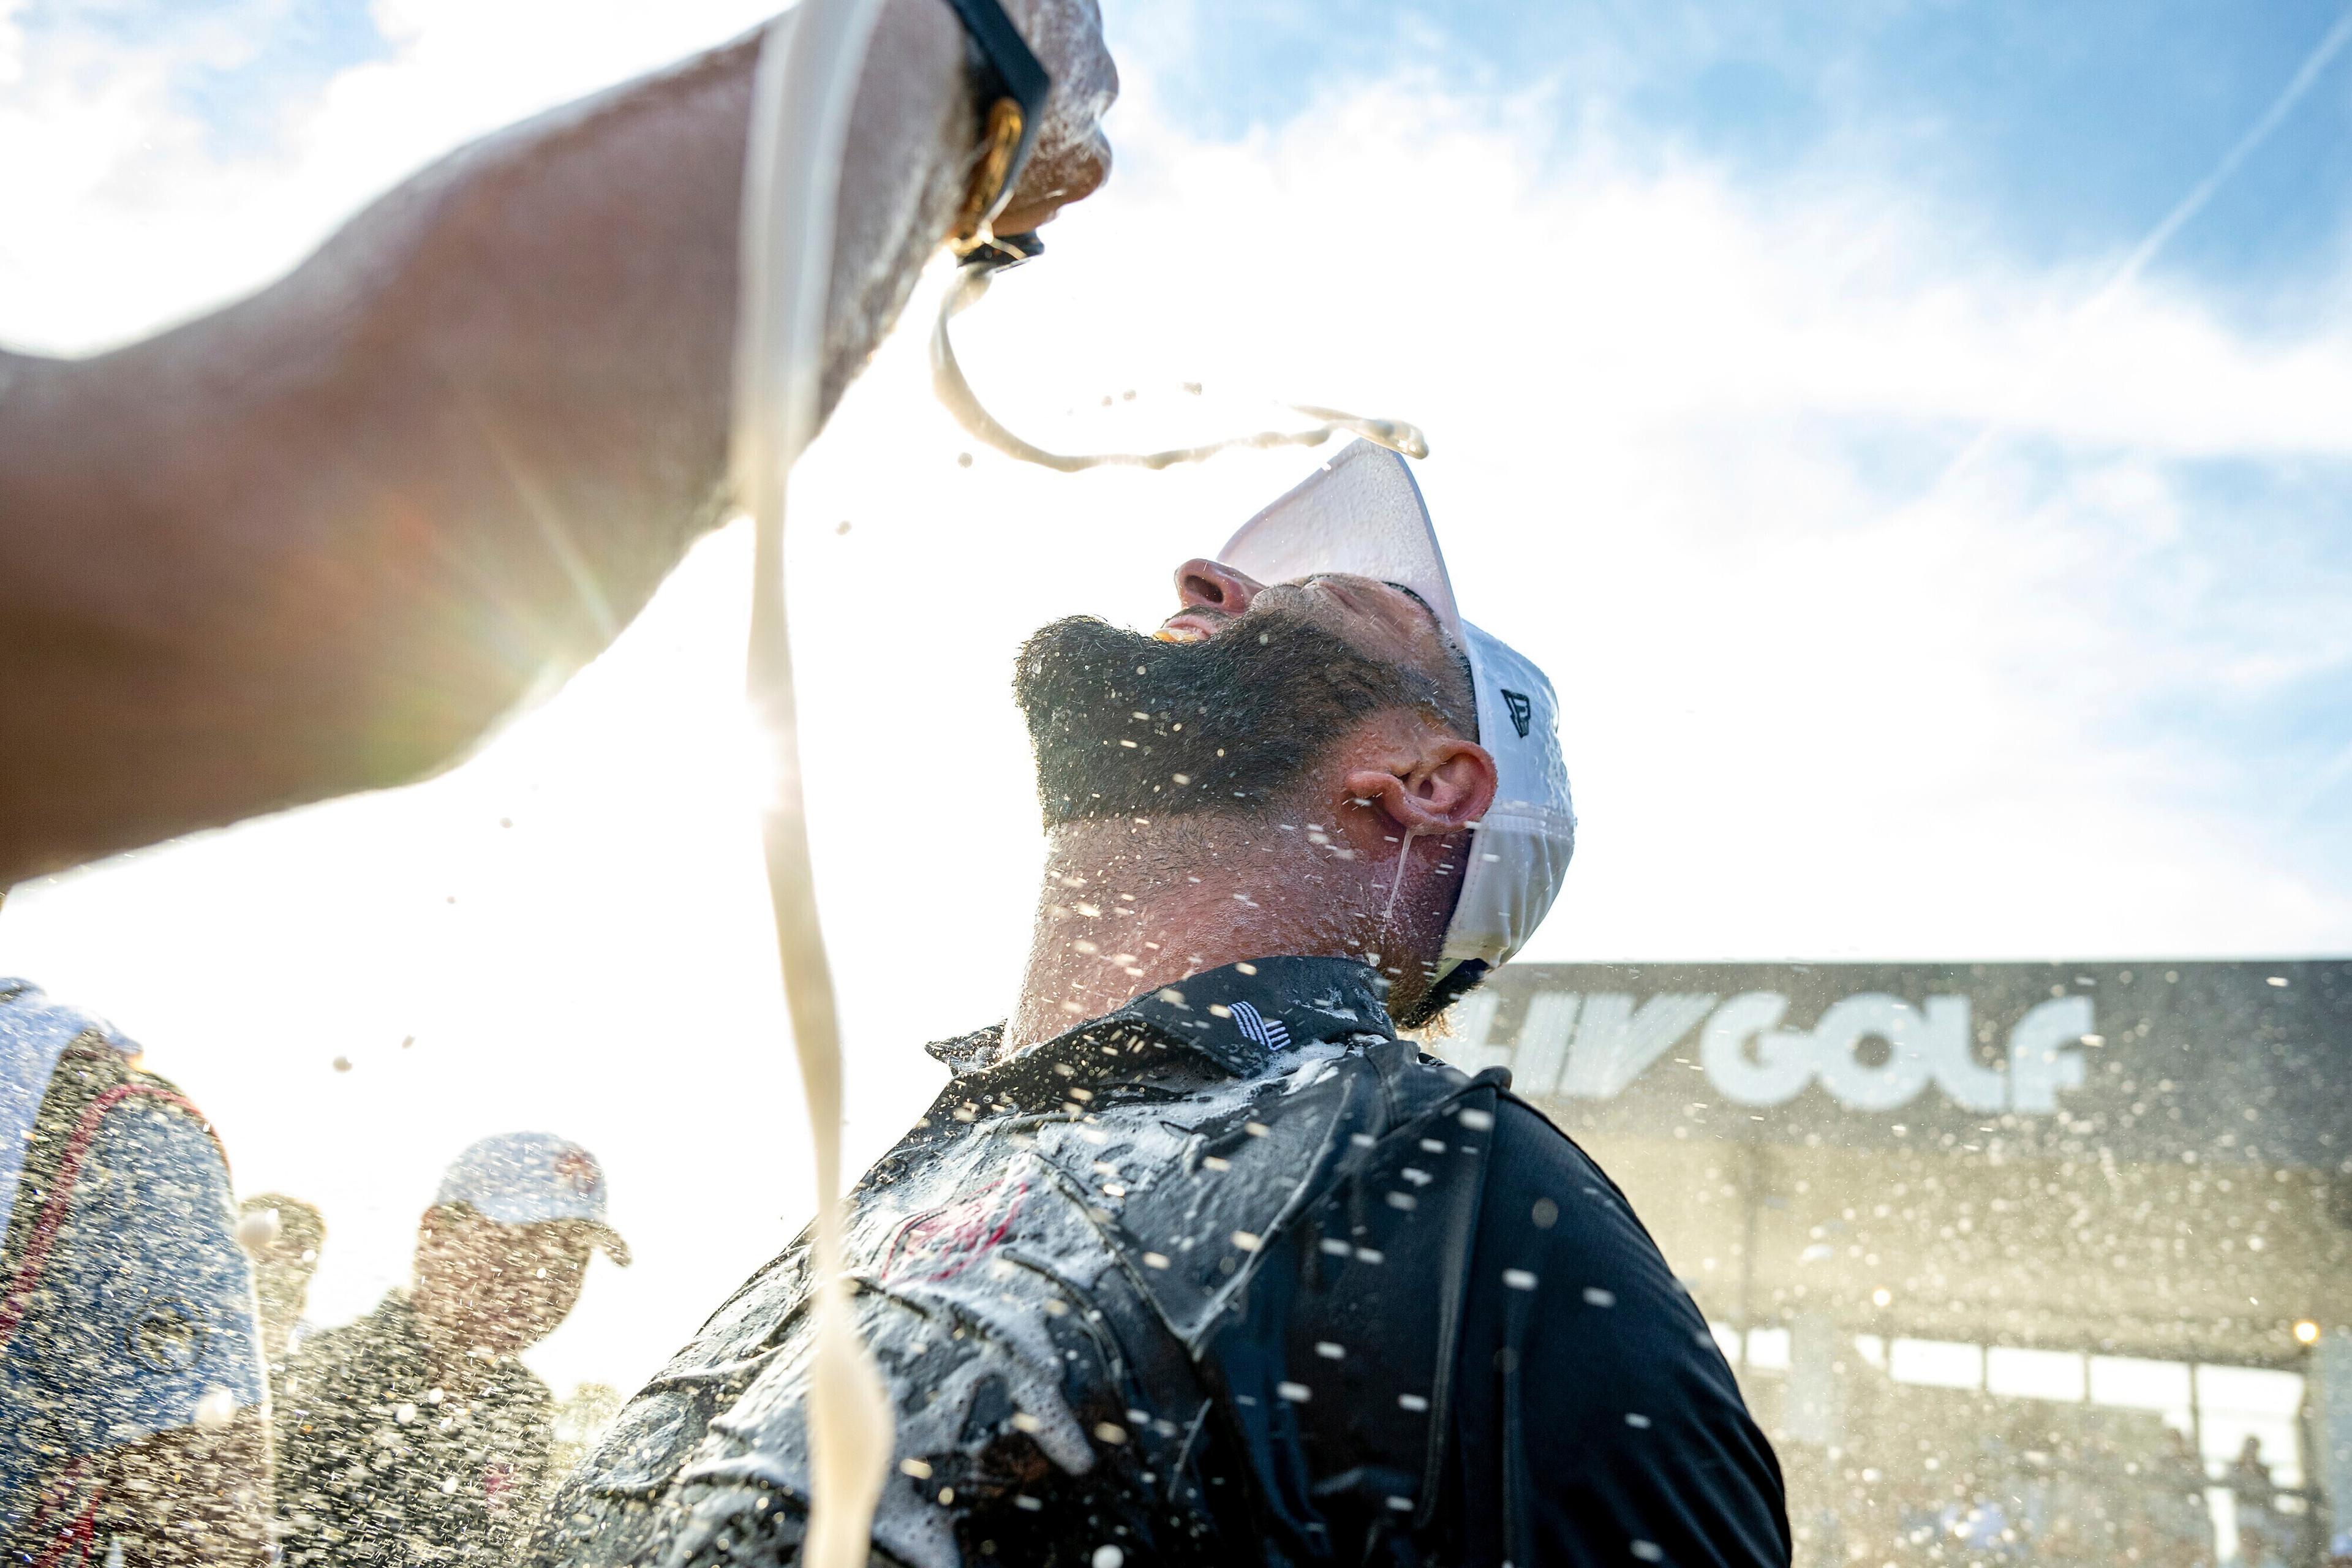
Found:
<box><xmin>926</xmin><ymin>956</ymin><xmax>1395</xmax><ymax>1083</ymax></box>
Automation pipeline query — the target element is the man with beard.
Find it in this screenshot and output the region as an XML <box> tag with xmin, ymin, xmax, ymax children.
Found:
<box><xmin>527</xmin><ymin>442</ymin><xmax>1790</xmax><ymax>1568</ymax></box>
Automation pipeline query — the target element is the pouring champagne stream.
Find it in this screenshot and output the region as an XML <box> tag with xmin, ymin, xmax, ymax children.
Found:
<box><xmin>734</xmin><ymin>4</ymin><xmax>1422</xmax><ymax>1559</ymax></box>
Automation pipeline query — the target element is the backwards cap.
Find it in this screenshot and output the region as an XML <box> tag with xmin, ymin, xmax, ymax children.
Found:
<box><xmin>1218</xmin><ymin>440</ymin><xmax>1576</xmax><ymax>995</ymax></box>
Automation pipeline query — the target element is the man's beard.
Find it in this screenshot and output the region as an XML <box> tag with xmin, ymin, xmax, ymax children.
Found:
<box><xmin>1012</xmin><ymin>611</ymin><xmax>1440</xmax><ymax>825</ymax></box>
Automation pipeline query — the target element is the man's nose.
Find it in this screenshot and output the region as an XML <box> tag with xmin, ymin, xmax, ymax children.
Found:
<box><xmin>1175</xmin><ymin>558</ymin><xmax>1262</xmax><ymax>616</ymax></box>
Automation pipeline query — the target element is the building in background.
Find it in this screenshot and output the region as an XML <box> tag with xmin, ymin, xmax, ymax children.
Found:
<box><xmin>1435</xmin><ymin>959</ymin><xmax>2352</xmax><ymax>1567</ymax></box>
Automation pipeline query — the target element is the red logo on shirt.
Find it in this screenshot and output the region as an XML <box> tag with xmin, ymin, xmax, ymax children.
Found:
<box><xmin>882</xmin><ymin>1176</ymin><xmax>1028</xmax><ymax>1286</ymax></box>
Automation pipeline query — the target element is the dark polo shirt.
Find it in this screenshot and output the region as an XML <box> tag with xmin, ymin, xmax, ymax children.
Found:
<box><xmin>1444</xmin><ymin>1095</ymin><xmax>1789</xmax><ymax>1566</ymax></box>
<box><xmin>277</xmin><ymin>1293</ymin><xmax>554</xmax><ymax>1566</ymax></box>
<box><xmin>530</xmin><ymin>959</ymin><xmax>1787</xmax><ymax>1567</ymax></box>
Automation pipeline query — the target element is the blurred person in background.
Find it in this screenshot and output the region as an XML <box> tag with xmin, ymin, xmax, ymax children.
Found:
<box><xmin>235</xmin><ymin>1192</ymin><xmax>326</xmax><ymax>1371</ymax></box>
<box><xmin>2155</xmin><ymin>1427</ymin><xmax>2215</xmax><ymax>1568</ymax></box>
<box><xmin>0</xmin><ymin>976</ymin><xmax>270</xmax><ymax>1566</ymax></box>
<box><xmin>275</xmin><ymin>1133</ymin><xmax>628</xmax><ymax>1567</ymax></box>
<box><xmin>2230</xmin><ymin>1434</ymin><xmax>2277</xmax><ymax>1548</ymax></box>
<box><xmin>2235</xmin><ymin>1521</ymin><xmax>2290</xmax><ymax>1568</ymax></box>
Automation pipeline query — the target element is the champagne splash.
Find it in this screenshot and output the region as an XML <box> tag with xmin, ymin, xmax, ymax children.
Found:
<box><xmin>931</xmin><ymin>259</ymin><xmax>1430</xmax><ymax>470</ymax></box>
<box><xmin>734</xmin><ymin>4</ymin><xmax>895</xmax><ymax>1565</ymax></box>
<box><xmin>733</xmin><ymin>9</ymin><xmax>1427</xmax><ymax>1563</ymax></box>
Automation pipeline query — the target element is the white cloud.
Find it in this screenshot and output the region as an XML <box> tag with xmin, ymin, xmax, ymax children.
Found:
<box><xmin>0</xmin><ymin>0</ymin><xmax>24</xmax><ymax>87</ymax></box>
<box><xmin>0</xmin><ymin>0</ymin><xmax>778</xmax><ymax>350</ymax></box>
<box><xmin>2</xmin><ymin>9</ymin><xmax>2348</xmax><ymax>1393</ymax></box>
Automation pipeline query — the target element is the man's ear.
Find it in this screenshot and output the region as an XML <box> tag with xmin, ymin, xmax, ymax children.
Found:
<box><xmin>1344</xmin><ymin>736</ymin><xmax>1498</xmax><ymax>834</ymax></box>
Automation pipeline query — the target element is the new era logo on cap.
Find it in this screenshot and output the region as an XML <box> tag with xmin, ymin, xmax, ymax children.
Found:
<box><xmin>1499</xmin><ymin>689</ymin><xmax>1534</xmax><ymax>739</ymax></box>
<box><xmin>1215</xmin><ymin>440</ymin><xmax>1577</xmax><ymax>981</ymax></box>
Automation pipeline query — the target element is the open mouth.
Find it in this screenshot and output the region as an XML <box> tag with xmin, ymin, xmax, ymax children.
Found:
<box><xmin>1154</xmin><ymin>610</ymin><xmax>1226</xmax><ymax>644</ymax></box>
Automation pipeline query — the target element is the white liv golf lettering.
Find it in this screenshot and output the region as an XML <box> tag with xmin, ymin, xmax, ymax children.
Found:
<box><xmin>1446</xmin><ymin>992</ymin><xmax>2092</xmax><ymax>1115</ymax></box>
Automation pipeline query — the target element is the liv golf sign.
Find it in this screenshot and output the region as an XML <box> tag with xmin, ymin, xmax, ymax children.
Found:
<box><xmin>1452</xmin><ymin>988</ymin><xmax>2089</xmax><ymax>1113</ymax></box>
<box><xmin>1447</xmin><ymin>960</ymin><xmax>2352</xmax><ymax>1167</ymax></box>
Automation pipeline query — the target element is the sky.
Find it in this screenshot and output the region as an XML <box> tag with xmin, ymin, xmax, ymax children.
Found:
<box><xmin>3</xmin><ymin>0</ymin><xmax>2350</xmax><ymax>1398</ymax></box>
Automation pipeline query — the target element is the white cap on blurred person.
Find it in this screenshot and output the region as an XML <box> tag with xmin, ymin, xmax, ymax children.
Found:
<box><xmin>435</xmin><ymin>1132</ymin><xmax>630</xmax><ymax>1265</ymax></box>
<box><xmin>1219</xmin><ymin>441</ymin><xmax>1576</xmax><ymax>997</ymax></box>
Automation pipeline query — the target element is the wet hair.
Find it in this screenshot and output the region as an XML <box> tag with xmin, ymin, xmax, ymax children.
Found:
<box><xmin>1014</xmin><ymin>610</ymin><xmax>1460</xmax><ymax>826</ymax></box>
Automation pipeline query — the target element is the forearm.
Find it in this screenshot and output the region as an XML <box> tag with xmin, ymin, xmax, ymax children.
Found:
<box><xmin>0</xmin><ymin>0</ymin><xmax>974</xmax><ymax>883</ymax></box>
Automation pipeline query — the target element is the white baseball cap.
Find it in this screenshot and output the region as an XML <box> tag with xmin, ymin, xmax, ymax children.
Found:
<box><xmin>435</xmin><ymin>1132</ymin><xmax>630</xmax><ymax>1265</ymax></box>
<box><xmin>1218</xmin><ymin>440</ymin><xmax>1577</xmax><ymax>999</ymax></box>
